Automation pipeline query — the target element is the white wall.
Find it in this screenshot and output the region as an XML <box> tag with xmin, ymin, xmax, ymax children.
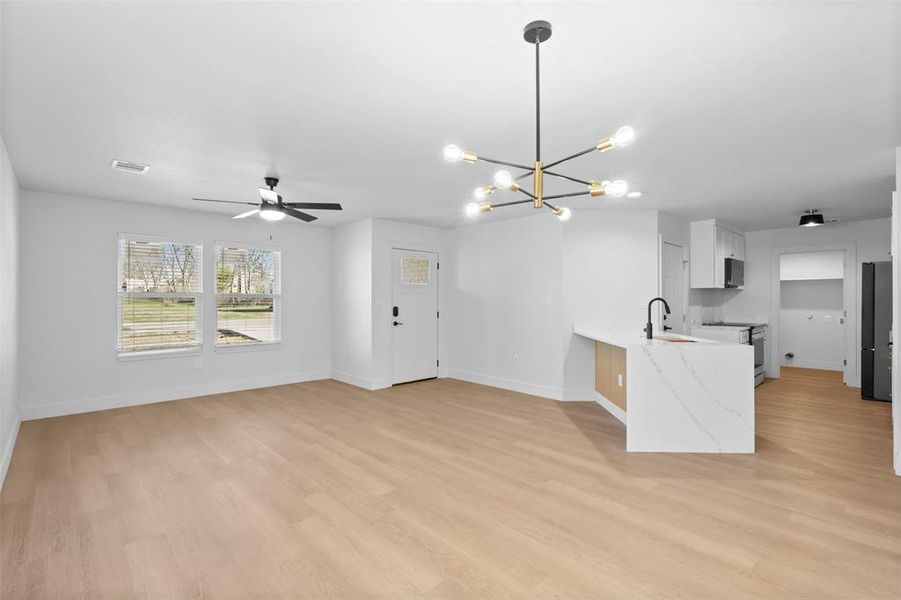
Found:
<box><xmin>18</xmin><ymin>191</ymin><xmax>332</xmax><ymax>419</ymax></box>
<box><xmin>448</xmin><ymin>209</ymin><xmax>660</xmax><ymax>401</ymax></box>
<box><xmin>331</xmin><ymin>219</ymin><xmax>374</xmax><ymax>387</ymax></box>
<box><xmin>658</xmin><ymin>211</ymin><xmax>691</xmax><ymax>248</ymax></box>
<box><xmin>448</xmin><ymin>213</ymin><xmax>565</xmax><ymax>398</ymax></box>
<box><xmin>0</xmin><ymin>133</ymin><xmax>21</xmax><ymax>487</ymax></box>
<box><xmin>779</xmin><ymin>279</ymin><xmax>845</xmax><ymax>370</ymax></box>
<box><xmin>780</xmin><ymin>250</ymin><xmax>844</xmax><ymax>280</ymax></box>
<box><xmin>723</xmin><ymin>218</ymin><xmax>892</xmax><ymax>384</ymax></box>
<box><xmin>562</xmin><ymin>210</ymin><xmax>660</xmax><ymax>398</ymax></box>
<box><xmin>892</xmin><ymin>149</ymin><xmax>899</xmax><ymax>476</ymax></box>
<box><xmin>892</xmin><ymin>162</ymin><xmax>901</xmax><ymax>475</ymax></box>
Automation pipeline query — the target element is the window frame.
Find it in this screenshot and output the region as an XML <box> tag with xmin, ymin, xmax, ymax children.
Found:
<box><xmin>213</xmin><ymin>241</ymin><xmax>282</xmax><ymax>351</ymax></box>
<box><xmin>116</xmin><ymin>232</ymin><xmax>204</xmax><ymax>360</ymax></box>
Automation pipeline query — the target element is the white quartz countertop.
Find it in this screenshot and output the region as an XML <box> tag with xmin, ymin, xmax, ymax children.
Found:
<box><xmin>573</xmin><ymin>321</ymin><xmax>739</xmax><ymax>348</ymax></box>
<box><xmin>573</xmin><ymin>320</ymin><xmax>755</xmax><ymax>453</ymax></box>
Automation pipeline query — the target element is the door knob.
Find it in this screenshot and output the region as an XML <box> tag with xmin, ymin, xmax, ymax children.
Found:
<box><xmin>663</xmin><ymin>325</ymin><xmax>673</xmax><ymax>331</ymax></box>
<box><xmin>393</xmin><ymin>321</ymin><xmax>404</xmax><ymax>326</ymax></box>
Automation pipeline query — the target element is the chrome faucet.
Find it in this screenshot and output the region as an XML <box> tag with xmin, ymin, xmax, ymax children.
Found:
<box><xmin>645</xmin><ymin>297</ymin><xmax>671</xmax><ymax>339</ymax></box>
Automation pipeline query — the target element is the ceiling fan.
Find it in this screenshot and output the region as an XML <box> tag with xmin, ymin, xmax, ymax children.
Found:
<box><xmin>192</xmin><ymin>177</ymin><xmax>342</xmax><ymax>223</ymax></box>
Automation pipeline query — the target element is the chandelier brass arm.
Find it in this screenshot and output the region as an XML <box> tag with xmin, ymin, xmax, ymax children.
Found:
<box><xmin>445</xmin><ymin>20</ymin><xmax>639</xmax><ymax>222</ymax></box>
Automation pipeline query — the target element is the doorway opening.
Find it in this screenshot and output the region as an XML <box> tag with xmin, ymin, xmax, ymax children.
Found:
<box><xmin>770</xmin><ymin>245</ymin><xmax>856</xmax><ymax>385</ymax></box>
<box><xmin>660</xmin><ymin>241</ymin><xmax>687</xmax><ymax>334</ymax></box>
<box><xmin>778</xmin><ymin>251</ymin><xmax>846</xmax><ymax>373</ymax></box>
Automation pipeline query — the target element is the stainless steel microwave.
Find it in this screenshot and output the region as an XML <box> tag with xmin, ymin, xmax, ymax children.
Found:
<box><xmin>725</xmin><ymin>258</ymin><xmax>744</xmax><ymax>288</ymax></box>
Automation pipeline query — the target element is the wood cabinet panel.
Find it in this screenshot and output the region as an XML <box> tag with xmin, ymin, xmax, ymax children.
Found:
<box><xmin>595</xmin><ymin>341</ymin><xmax>627</xmax><ymax>410</ymax></box>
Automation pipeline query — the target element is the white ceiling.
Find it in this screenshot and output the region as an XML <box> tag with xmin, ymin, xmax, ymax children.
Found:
<box><xmin>1</xmin><ymin>1</ymin><xmax>898</xmax><ymax>231</ymax></box>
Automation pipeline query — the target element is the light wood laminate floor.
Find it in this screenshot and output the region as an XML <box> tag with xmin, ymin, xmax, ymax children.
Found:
<box><xmin>2</xmin><ymin>368</ymin><xmax>899</xmax><ymax>598</ymax></box>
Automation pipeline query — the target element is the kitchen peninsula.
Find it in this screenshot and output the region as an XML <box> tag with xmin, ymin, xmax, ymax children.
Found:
<box><xmin>574</xmin><ymin>322</ymin><xmax>755</xmax><ymax>453</ymax></box>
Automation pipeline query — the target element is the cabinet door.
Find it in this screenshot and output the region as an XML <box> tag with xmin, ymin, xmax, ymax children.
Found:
<box><xmin>714</xmin><ymin>227</ymin><xmax>727</xmax><ymax>287</ymax></box>
<box><xmin>735</xmin><ymin>234</ymin><xmax>745</xmax><ymax>261</ymax></box>
<box><xmin>595</xmin><ymin>341</ymin><xmax>627</xmax><ymax>410</ymax></box>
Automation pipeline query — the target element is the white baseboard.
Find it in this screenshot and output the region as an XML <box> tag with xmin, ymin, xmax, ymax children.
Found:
<box><xmin>371</xmin><ymin>376</ymin><xmax>392</xmax><ymax>390</ymax></box>
<box><xmin>448</xmin><ymin>369</ymin><xmax>563</xmax><ymax>400</ymax></box>
<box><xmin>593</xmin><ymin>391</ymin><xmax>627</xmax><ymax>424</ymax></box>
<box><xmin>331</xmin><ymin>370</ymin><xmax>391</xmax><ymax>391</ymax></box>
<box><xmin>444</xmin><ymin>372</ymin><xmax>625</xmax><ymax>426</ymax></box>
<box><xmin>0</xmin><ymin>411</ymin><xmax>21</xmax><ymax>491</ymax></box>
<box><xmin>561</xmin><ymin>388</ymin><xmax>597</xmax><ymax>401</ymax></box>
<box><xmin>21</xmin><ymin>369</ymin><xmax>331</xmax><ymax>421</ymax></box>
<box><xmin>781</xmin><ymin>359</ymin><xmax>843</xmax><ymax>371</ymax></box>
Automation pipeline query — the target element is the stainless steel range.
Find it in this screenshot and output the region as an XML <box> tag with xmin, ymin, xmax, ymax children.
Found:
<box><xmin>690</xmin><ymin>322</ymin><xmax>768</xmax><ymax>386</ymax></box>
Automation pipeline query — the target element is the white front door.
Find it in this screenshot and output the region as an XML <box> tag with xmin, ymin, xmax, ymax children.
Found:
<box><xmin>661</xmin><ymin>242</ymin><xmax>686</xmax><ymax>334</ymax></box>
<box><xmin>391</xmin><ymin>249</ymin><xmax>439</xmax><ymax>384</ymax></box>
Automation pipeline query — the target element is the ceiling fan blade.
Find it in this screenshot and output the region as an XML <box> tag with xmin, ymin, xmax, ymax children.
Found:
<box><xmin>232</xmin><ymin>208</ymin><xmax>260</xmax><ymax>219</ymax></box>
<box><xmin>281</xmin><ymin>202</ymin><xmax>343</xmax><ymax>211</ymax></box>
<box><xmin>193</xmin><ymin>198</ymin><xmax>258</xmax><ymax>206</ymax></box>
<box><xmin>282</xmin><ymin>207</ymin><xmax>318</xmax><ymax>222</ymax></box>
<box><xmin>258</xmin><ymin>188</ymin><xmax>279</xmax><ymax>203</ymax></box>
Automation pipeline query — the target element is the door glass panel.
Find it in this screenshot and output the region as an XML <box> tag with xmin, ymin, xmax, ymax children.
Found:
<box><xmin>400</xmin><ymin>257</ymin><xmax>429</xmax><ymax>286</ymax></box>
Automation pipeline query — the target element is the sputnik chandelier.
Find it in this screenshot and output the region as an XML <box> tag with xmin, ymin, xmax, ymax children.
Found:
<box><xmin>444</xmin><ymin>20</ymin><xmax>637</xmax><ymax>222</ymax></box>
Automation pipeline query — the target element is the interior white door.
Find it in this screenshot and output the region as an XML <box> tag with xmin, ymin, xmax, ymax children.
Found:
<box><xmin>391</xmin><ymin>249</ymin><xmax>439</xmax><ymax>384</ymax></box>
<box><xmin>661</xmin><ymin>242</ymin><xmax>686</xmax><ymax>334</ymax></box>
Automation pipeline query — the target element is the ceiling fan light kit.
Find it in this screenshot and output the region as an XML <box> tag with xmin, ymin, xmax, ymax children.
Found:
<box><xmin>192</xmin><ymin>176</ymin><xmax>343</xmax><ymax>223</ymax></box>
<box><xmin>445</xmin><ymin>20</ymin><xmax>640</xmax><ymax>222</ymax></box>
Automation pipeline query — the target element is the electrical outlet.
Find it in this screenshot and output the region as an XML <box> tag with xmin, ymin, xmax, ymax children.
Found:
<box><xmin>617</xmin><ymin>373</ymin><xmax>623</xmax><ymax>387</ymax></box>
<box><xmin>512</xmin><ymin>353</ymin><xmax>520</xmax><ymax>365</ymax></box>
<box><xmin>824</xmin><ymin>315</ymin><xmax>832</xmax><ymax>324</ymax></box>
<box><xmin>194</xmin><ymin>357</ymin><xmax>203</xmax><ymax>370</ymax></box>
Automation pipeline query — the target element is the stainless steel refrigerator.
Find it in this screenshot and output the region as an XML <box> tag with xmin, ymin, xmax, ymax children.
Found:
<box><xmin>861</xmin><ymin>261</ymin><xmax>892</xmax><ymax>401</ymax></box>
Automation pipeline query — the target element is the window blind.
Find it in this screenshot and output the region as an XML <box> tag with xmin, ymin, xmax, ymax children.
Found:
<box><xmin>215</xmin><ymin>245</ymin><xmax>281</xmax><ymax>346</ymax></box>
<box><xmin>117</xmin><ymin>237</ymin><xmax>203</xmax><ymax>354</ymax></box>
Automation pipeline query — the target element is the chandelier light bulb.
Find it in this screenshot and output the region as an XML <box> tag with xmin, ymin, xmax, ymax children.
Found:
<box><xmin>473</xmin><ymin>185</ymin><xmax>495</xmax><ymax>200</ymax></box>
<box><xmin>465</xmin><ymin>202</ymin><xmax>480</xmax><ymax>218</ymax></box>
<box><xmin>493</xmin><ymin>170</ymin><xmax>514</xmax><ymax>189</ymax></box>
<box><xmin>605</xmin><ymin>179</ymin><xmax>629</xmax><ymax>197</ymax></box>
<box><xmin>554</xmin><ymin>206</ymin><xmax>572</xmax><ymax>221</ymax></box>
<box><xmin>443</xmin><ymin>144</ymin><xmax>463</xmax><ymax>162</ymax></box>
<box><xmin>611</xmin><ymin>126</ymin><xmax>636</xmax><ymax>148</ymax></box>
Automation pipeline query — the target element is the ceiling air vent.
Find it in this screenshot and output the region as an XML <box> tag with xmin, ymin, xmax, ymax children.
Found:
<box><xmin>110</xmin><ymin>159</ymin><xmax>150</xmax><ymax>174</ymax></box>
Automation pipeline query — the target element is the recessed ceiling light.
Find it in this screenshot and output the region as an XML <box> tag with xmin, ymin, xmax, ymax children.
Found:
<box><xmin>627</xmin><ymin>191</ymin><xmax>642</xmax><ymax>198</ymax></box>
<box><xmin>110</xmin><ymin>159</ymin><xmax>150</xmax><ymax>174</ymax></box>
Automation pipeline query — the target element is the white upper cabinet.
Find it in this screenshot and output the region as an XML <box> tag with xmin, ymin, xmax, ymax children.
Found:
<box><xmin>690</xmin><ymin>219</ymin><xmax>745</xmax><ymax>288</ymax></box>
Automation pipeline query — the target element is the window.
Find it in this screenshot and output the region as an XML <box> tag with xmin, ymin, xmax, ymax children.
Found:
<box><xmin>117</xmin><ymin>236</ymin><xmax>202</xmax><ymax>354</ymax></box>
<box><xmin>215</xmin><ymin>245</ymin><xmax>281</xmax><ymax>347</ymax></box>
<box><xmin>400</xmin><ymin>257</ymin><xmax>430</xmax><ymax>286</ymax></box>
